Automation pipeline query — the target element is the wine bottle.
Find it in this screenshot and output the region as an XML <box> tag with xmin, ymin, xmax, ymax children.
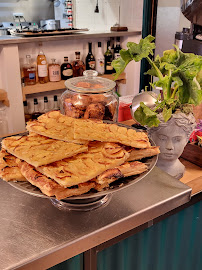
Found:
<box><xmin>95</xmin><ymin>42</ymin><xmax>104</xmax><ymax>75</ymax></box>
<box><xmin>32</xmin><ymin>98</ymin><xmax>42</xmax><ymax>120</ymax></box>
<box><xmin>114</xmin><ymin>37</ymin><xmax>122</xmax><ymax>59</ymax></box>
<box><xmin>104</xmin><ymin>41</ymin><xmax>114</xmax><ymax>74</ymax></box>
<box><xmin>86</xmin><ymin>42</ymin><xmax>95</xmax><ymax>70</ymax></box>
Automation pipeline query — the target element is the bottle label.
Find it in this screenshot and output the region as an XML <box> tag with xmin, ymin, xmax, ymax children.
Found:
<box><xmin>38</xmin><ymin>65</ymin><xmax>48</xmax><ymax>77</ymax></box>
<box><xmin>96</xmin><ymin>58</ymin><xmax>104</xmax><ymax>74</ymax></box>
<box><xmin>88</xmin><ymin>61</ymin><xmax>95</xmax><ymax>70</ymax></box>
<box><xmin>29</xmin><ymin>73</ymin><xmax>35</xmax><ymax>80</ymax></box>
<box><xmin>49</xmin><ymin>66</ymin><xmax>61</xmax><ymax>82</ymax></box>
<box><xmin>106</xmin><ymin>62</ymin><xmax>113</xmax><ymax>70</ymax></box>
<box><xmin>114</xmin><ymin>53</ymin><xmax>120</xmax><ymax>59</ymax></box>
<box><xmin>41</xmin><ymin>60</ymin><xmax>46</xmax><ymax>64</ymax></box>
<box><xmin>63</xmin><ymin>69</ymin><xmax>73</xmax><ymax>76</ymax></box>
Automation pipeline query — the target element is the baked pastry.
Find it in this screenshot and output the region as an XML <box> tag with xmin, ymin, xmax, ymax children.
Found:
<box><xmin>17</xmin><ymin>159</ymin><xmax>95</xmax><ymax>200</ymax></box>
<box><xmin>26</xmin><ymin>111</ymin><xmax>87</xmax><ymax>144</ymax></box>
<box><xmin>37</xmin><ymin>142</ymin><xmax>130</xmax><ymax>188</ymax></box>
<box><xmin>0</xmin><ymin>149</ymin><xmax>26</xmax><ymax>182</ymax></box>
<box><xmin>84</xmin><ymin>103</ymin><xmax>105</xmax><ymax>120</ymax></box>
<box><xmin>94</xmin><ymin>161</ymin><xmax>148</xmax><ymax>191</ymax></box>
<box><xmin>71</xmin><ymin>94</ymin><xmax>91</xmax><ymax>110</ymax></box>
<box><xmin>126</xmin><ymin>146</ymin><xmax>160</xmax><ymax>161</ymax></box>
<box><xmin>2</xmin><ymin>133</ymin><xmax>88</xmax><ymax>167</ymax></box>
<box><xmin>74</xmin><ymin>119</ymin><xmax>151</xmax><ymax>148</ymax></box>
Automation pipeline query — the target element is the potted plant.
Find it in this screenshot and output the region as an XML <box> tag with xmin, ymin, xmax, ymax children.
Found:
<box><xmin>112</xmin><ymin>35</ymin><xmax>202</xmax><ymax>179</ymax></box>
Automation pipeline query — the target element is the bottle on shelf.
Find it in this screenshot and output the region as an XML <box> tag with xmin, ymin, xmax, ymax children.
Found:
<box><xmin>43</xmin><ymin>96</ymin><xmax>49</xmax><ymax>113</ymax></box>
<box><xmin>86</xmin><ymin>42</ymin><xmax>95</xmax><ymax>70</ymax></box>
<box><xmin>95</xmin><ymin>42</ymin><xmax>105</xmax><ymax>75</ymax></box>
<box><xmin>37</xmin><ymin>47</ymin><xmax>49</xmax><ymax>84</ymax></box>
<box><xmin>110</xmin><ymin>37</ymin><xmax>115</xmax><ymax>59</ymax></box>
<box><xmin>114</xmin><ymin>37</ymin><xmax>122</xmax><ymax>59</ymax></box>
<box><xmin>32</xmin><ymin>98</ymin><xmax>42</xmax><ymax>120</ymax></box>
<box><xmin>72</xmin><ymin>52</ymin><xmax>85</xmax><ymax>77</ymax></box>
<box><xmin>23</xmin><ymin>101</ymin><xmax>32</xmax><ymax>122</ymax></box>
<box><xmin>48</xmin><ymin>59</ymin><xmax>61</xmax><ymax>82</ymax></box>
<box><xmin>104</xmin><ymin>41</ymin><xmax>114</xmax><ymax>74</ymax></box>
<box><xmin>61</xmin><ymin>57</ymin><xmax>73</xmax><ymax>80</ymax></box>
<box><xmin>23</xmin><ymin>55</ymin><xmax>36</xmax><ymax>86</ymax></box>
<box><xmin>53</xmin><ymin>95</ymin><xmax>60</xmax><ymax>111</ymax></box>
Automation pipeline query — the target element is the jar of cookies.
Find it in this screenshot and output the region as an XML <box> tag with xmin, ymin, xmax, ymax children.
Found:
<box><xmin>61</xmin><ymin>70</ymin><xmax>118</xmax><ymax>121</ymax></box>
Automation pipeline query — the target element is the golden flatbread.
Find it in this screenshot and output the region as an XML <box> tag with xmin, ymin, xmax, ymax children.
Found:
<box><xmin>74</xmin><ymin>119</ymin><xmax>151</xmax><ymax>148</ymax></box>
<box><xmin>126</xmin><ymin>146</ymin><xmax>160</xmax><ymax>162</ymax></box>
<box><xmin>26</xmin><ymin>111</ymin><xmax>87</xmax><ymax>144</ymax></box>
<box><xmin>17</xmin><ymin>159</ymin><xmax>95</xmax><ymax>200</ymax></box>
<box><xmin>2</xmin><ymin>133</ymin><xmax>88</xmax><ymax>167</ymax></box>
<box><xmin>37</xmin><ymin>142</ymin><xmax>130</xmax><ymax>188</ymax></box>
<box><xmin>0</xmin><ymin>149</ymin><xmax>26</xmax><ymax>182</ymax></box>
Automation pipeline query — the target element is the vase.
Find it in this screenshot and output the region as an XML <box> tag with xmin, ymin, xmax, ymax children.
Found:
<box><xmin>148</xmin><ymin>112</ymin><xmax>196</xmax><ymax>179</ymax></box>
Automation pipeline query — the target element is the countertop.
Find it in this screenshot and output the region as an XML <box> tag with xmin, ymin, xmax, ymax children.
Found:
<box><xmin>0</xmin><ymin>167</ymin><xmax>191</xmax><ymax>270</ymax></box>
<box><xmin>0</xmin><ymin>30</ymin><xmax>141</xmax><ymax>45</ymax></box>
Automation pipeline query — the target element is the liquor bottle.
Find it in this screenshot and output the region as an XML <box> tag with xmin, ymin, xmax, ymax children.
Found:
<box><xmin>104</xmin><ymin>41</ymin><xmax>114</xmax><ymax>74</ymax></box>
<box><xmin>61</xmin><ymin>57</ymin><xmax>73</xmax><ymax>80</ymax></box>
<box><xmin>32</xmin><ymin>98</ymin><xmax>42</xmax><ymax>120</ymax></box>
<box><xmin>110</xmin><ymin>37</ymin><xmax>115</xmax><ymax>59</ymax></box>
<box><xmin>43</xmin><ymin>96</ymin><xmax>49</xmax><ymax>113</ymax></box>
<box><xmin>49</xmin><ymin>59</ymin><xmax>61</xmax><ymax>82</ymax></box>
<box><xmin>37</xmin><ymin>48</ymin><xmax>49</xmax><ymax>84</ymax></box>
<box><xmin>23</xmin><ymin>55</ymin><xmax>36</xmax><ymax>86</ymax></box>
<box><xmin>95</xmin><ymin>42</ymin><xmax>104</xmax><ymax>75</ymax></box>
<box><xmin>53</xmin><ymin>95</ymin><xmax>60</xmax><ymax>111</ymax></box>
<box><xmin>114</xmin><ymin>37</ymin><xmax>122</xmax><ymax>59</ymax></box>
<box><xmin>72</xmin><ymin>52</ymin><xmax>85</xmax><ymax>77</ymax></box>
<box><xmin>23</xmin><ymin>101</ymin><xmax>32</xmax><ymax>122</ymax></box>
<box><xmin>86</xmin><ymin>42</ymin><xmax>95</xmax><ymax>70</ymax></box>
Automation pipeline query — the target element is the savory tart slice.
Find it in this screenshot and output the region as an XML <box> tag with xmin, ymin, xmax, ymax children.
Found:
<box><xmin>74</xmin><ymin>119</ymin><xmax>151</xmax><ymax>148</ymax></box>
<box><xmin>94</xmin><ymin>161</ymin><xmax>148</xmax><ymax>191</ymax></box>
<box><xmin>0</xmin><ymin>149</ymin><xmax>26</xmax><ymax>182</ymax></box>
<box><xmin>126</xmin><ymin>146</ymin><xmax>160</xmax><ymax>162</ymax></box>
<box><xmin>17</xmin><ymin>159</ymin><xmax>95</xmax><ymax>200</ymax></box>
<box><xmin>2</xmin><ymin>133</ymin><xmax>88</xmax><ymax>167</ymax></box>
<box><xmin>37</xmin><ymin>142</ymin><xmax>130</xmax><ymax>188</ymax></box>
<box><xmin>26</xmin><ymin>111</ymin><xmax>87</xmax><ymax>144</ymax></box>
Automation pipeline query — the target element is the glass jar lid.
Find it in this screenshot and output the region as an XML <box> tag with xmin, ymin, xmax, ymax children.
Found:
<box><xmin>65</xmin><ymin>70</ymin><xmax>116</xmax><ymax>93</ymax></box>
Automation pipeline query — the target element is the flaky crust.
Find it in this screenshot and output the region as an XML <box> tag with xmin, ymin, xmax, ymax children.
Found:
<box><xmin>17</xmin><ymin>159</ymin><xmax>95</xmax><ymax>200</ymax></box>
<box><xmin>2</xmin><ymin>133</ymin><xmax>88</xmax><ymax>167</ymax></box>
<box><xmin>74</xmin><ymin>119</ymin><xmax>151</xmax><ymax>148</ymax></box>
<box><xmin>0</xmin><ymin>149</ymin><xmax>26</xmax><ymax>181</ymax></box>
<box><xmin>37</xmin><ymin>142</ymin><xmax>130</xmax><ymax>188</ymax></box>
<box><xmin>126</xmin><ymin>146</ymin><xmax>160</xmax><ymax>161</ymax></box>
<box><xmin>26</xmin><ymin>111</ymin><xmax>87</xmax><ymax>144</ymax></box>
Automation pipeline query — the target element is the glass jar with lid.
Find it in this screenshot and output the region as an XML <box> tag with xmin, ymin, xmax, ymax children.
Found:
<box><xmin>60</xmin><ymin>70</ymin><xmax>118</xmax><ymax>121</ymax></box>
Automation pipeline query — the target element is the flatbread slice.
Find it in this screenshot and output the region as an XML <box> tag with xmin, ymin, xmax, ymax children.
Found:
<box><xmin>17</xmin><ymin>159</ymin><xmax>95</xmax><ymax>200</ymax></box>
<box><xmin>74</xmin><ymin>119</ymin><xmax>151</xmax><ymax>148</ymax></box>
<box><xmin>2</xmin><ymin>133</ymin><xmax>88</xmax><ymax>167</ymax></box>
<box><xmin>26</xmin><ymin>111</ymin><xmax>87</xmax><ymax>144</ymax></box>
<box><xmin>0</xmin><ymin>149</ymin><xmax>26</xmax><ymax>182</ymax></box>
<box><xmin>37</xmin><ymin>142</ymin><xmax>130</xmax><ymax>188</ymax></box>
<box><xmin>94</xmin><ymin>161</ymin><xmax>148</xmax><ymax>191</ymax></box>
<box><xmin>126</xmin><ymin>146</ymin><xmax>160</xmax><ymax>162</ymax></box>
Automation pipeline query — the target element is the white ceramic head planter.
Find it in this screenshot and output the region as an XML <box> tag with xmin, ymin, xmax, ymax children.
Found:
<box><xmin>148</xmin><ymin>112</ymin><xmax>196</xmax><ymax>179</ymax></box>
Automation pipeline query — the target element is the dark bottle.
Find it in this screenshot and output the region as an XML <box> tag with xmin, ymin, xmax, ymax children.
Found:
<box><xmin>114</xmin><ymin>37</ymin><xmax>122</xmax><ymax>59</ymax></box>
<box><xmin>86</xmin><ymin>42</ymin><xmax>95</xmax><ymax>70</ymax></box>
<box><xmin>32</xmin><ymin>98</ymin><xmax>42</xmax><ymax>120</ymax></box>
<box><xmin>72</xmin><ymin>52</ymin><xmax>85</xmax><ymax>77</ymax></box>
<box><xmin>104</xmin><ymin>41</ymin><xmax>114</xmax><ymax>74</ymax></box>
<box><xmin>61</xmin><ymin>57</ymin><xmax>73</xmax><ymax>80</ymax></box>
<box><xmin>23</xmin><ymin>101</ymin><xmax>32</xmax><ymax>122</ymax></box>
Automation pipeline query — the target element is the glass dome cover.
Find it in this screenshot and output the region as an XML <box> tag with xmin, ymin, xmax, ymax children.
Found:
<box><xmin>65</xmin><ymin>70</ymin><xmax>116</xmax><ymax>93</ymax></box>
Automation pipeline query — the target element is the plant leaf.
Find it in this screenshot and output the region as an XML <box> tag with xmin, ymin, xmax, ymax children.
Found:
<box><xmin>134</xmin><ymin>102</ymin><xmax>160</xmax><ymax>127</ymax></box>
<box><xmin>112</xmin><ymin>49</ymin><xmax>132</xmax><ymax>80</ymax></box>
<box><xmin>162</xmin><ymin>107</ymin><xmax>172</xmax><ymax>122</ymax></box>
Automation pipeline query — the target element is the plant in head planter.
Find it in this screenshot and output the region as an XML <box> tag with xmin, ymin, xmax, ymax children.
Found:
<box><xmin>112</xmin><ymin>35</ymin><xmax>202</xmax><ymax>179</ymax></box>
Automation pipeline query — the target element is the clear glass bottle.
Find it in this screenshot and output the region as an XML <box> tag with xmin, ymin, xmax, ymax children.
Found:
<box><xmin>72</xmin><ymin>52</ymin><xmax>85</xmax><ymax>77</ymax></box>
<box><xmin>53</xmin><ymin>95</ymin><xmax>60</xmax><ymax>111</ymax></box>
<box><xmin>0</xmin><ymin>103</ymin><xmax>8</xmax><ymax>137</ymax></box>
<box><xmin>49</xmin><ymin>59</ymin><xmax>61</xmax><ymax>82</ymax></box>
<box><xmin>23</xmin><ymin>101</ymin><xmax>32</xmax><ymax>122</ymax></box>
<box><xmin>61</xmin><ymin>57</ymin><xmax>73</xmax><ymax>80</ymax></box>
<box><xmin>37</xmin><ymin>48</ymin><xmax>49</xmax><ymax>84</ymax></box>
<box><xmin>86</xmin><ymin>42</ymin><xmax>95</xmax><ymax>70</ymax></box>
<box><xmin>23</xmin><ymin>55</ymin><xmax>36</xmax><ymax>86</ymax></box>
<box><xmin>43</xmin><ymin>96</ymin><xmax>49</xmax><ymax>113</ymax></box>
<box><xmin>104</xmin><ymin>41</ymin><xmax>114</xmax><ymax>74</ymax></box>
<box><xmin>32</xmin><ymin>98</ymin><xmax>42</xmax><ymax>120</ymax></box>
<box><xmin>95</xmin><ymin>42</ymin><xmax>104</xmax><ymax>75</ymax></box>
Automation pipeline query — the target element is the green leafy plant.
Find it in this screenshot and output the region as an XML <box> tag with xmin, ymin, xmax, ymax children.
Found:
<box><xmin>112</xmin><ymin>35</ymin><xmax>202</xmax><ymax>127</ymax></box>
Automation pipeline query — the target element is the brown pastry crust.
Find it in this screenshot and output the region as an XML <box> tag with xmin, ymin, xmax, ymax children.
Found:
<box><xmin>94</xmin><ymin>161</ymin><xmax>148</xmax><ymax>190</ymax></box>
<box><xmin>26</xmin><ymin>111</ymin><xmax>87</xmax><ymax>144</ymax></box>
<box><xmin>37</xmin><ymin>142</ymin><xmax>130</xmax><ymax>188</ymax></box>
<box><xmin>2</xmin><ymin>133</ymin><xmax>88</xmax><ymax>167</ymax></box>
<box><xmin>17</xmin><ymin>159</ymin><xmax>95</xmax><ymax>200</ymax></box>
<box><xmin>0</xmin><ymin>149</ymin><xmax>26</xmax><ymax>182</ymax></box>
<box><xmin>84</xmin><ymin>103</ymin><xmax>105</xmax><ymax>120</ymax></box>
<box><xmin>126</xmin><ymin>146</ymin><xmax>160</xmax><ymax>161</ymax></box>
<box><xmin>74</xmin><ymin>119</ymin><xmax>151</xmax><ymax>148</ymax></box>
<box><xmin>71</xmin><ymin>94</ymin><xmax>92</xmax><ymax>110</ymax></box>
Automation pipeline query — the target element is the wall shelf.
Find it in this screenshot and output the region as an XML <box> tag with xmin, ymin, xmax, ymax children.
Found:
<box><xmin>22</xmin><ymin>73</ymin><xmax>126</xmax><ymax>99</ymax></box>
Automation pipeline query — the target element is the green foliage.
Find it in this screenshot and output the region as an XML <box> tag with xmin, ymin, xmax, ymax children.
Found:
<box><xmin>112</xmin><ymin>35</ymin><xmax>202</xmax><ymax>127</ymax></box>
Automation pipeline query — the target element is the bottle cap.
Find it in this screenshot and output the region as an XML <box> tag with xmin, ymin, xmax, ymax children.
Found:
<box><xmin>54</xmin><ymin>95</ymin><xmax>58</xmax><ymax>101</ymax></box>
<box><xmin>75</xmin><ymin>51</ymin><xmax>80</xmax><ymax>55</ymax></box>
<box><xmin>98</xmin><ymin>42</ymin><xmax>101</xmax><ymax>47</ymax></box>
<box><xmin>34</xmin><ymin>98</ymin><xmax>38</xmax><ymax>105</ymax></box>
<box><xmin>23</xmin><ymin>101</ymin><xmax>28</xmax><ymax>106</ymax></box>
<box><xmin>44</xmin><ymin>96</ymin><xmax>48</xmax><ymax>102</ymax></box>
<box><xmin>64</xmin><ymin>57</ymin><xmax>69</xmax><ymax>60</ymax></box>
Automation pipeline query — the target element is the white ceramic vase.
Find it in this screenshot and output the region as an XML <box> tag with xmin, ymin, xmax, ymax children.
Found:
<box><xmin>148</xmin><ymin>112</ymin><xmax>196</xmax><ymax>179</ymax></box>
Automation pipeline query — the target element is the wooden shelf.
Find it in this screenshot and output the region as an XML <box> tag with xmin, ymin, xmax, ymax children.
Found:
<box><xmin>22</xmin><ymin>73</ymin><xmax>126</xmax><ymax>99</ymax></box>
<box><xmin>0</xmin><ymin>89</ymin><xmax>9</xmax><ymax>107</ymax></box>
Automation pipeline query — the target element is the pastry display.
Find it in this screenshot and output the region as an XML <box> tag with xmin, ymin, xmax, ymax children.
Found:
<box><xmin>2</xmin><ymin>133</ymin><xmax>88</xmax><ymax>167</ymax></box>
<box><xmin>126</xmin><ymin>146</ymin><xmax>160</xmax><ymax>162</ymax></box>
